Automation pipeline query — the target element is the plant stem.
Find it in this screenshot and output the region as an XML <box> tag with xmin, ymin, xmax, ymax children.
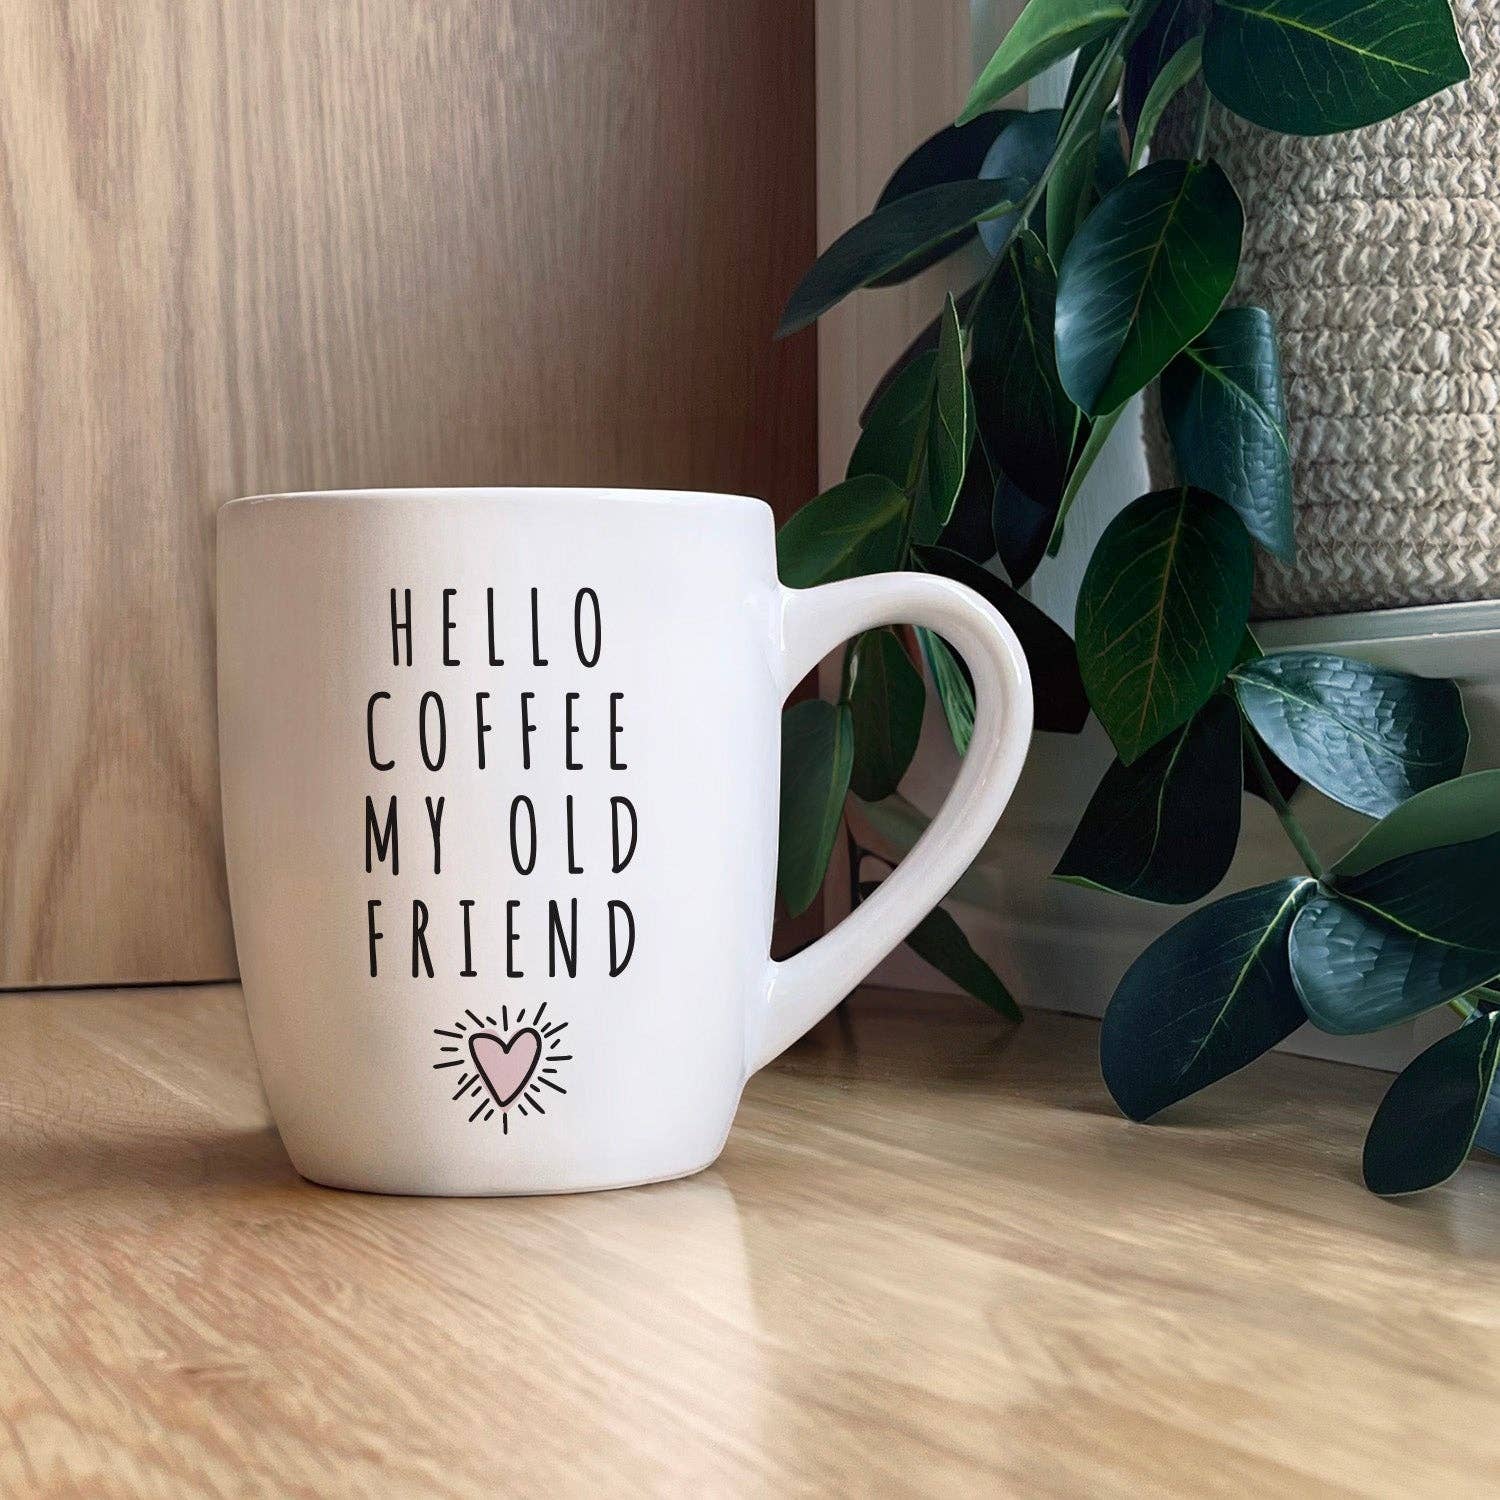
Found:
<box><xmin>1190</xmin><ymin>89</ymin><xmax>1211</xmax><ymax>160</ymax></box>
<box><xmin>1046</xmin><ymin>404</ymin><xmax>1123</xmax><ymax>555</ymax></box>
<box><xmin>1242</xmin><ymin>719</ymin><xmax>1325</xmax><ymax>880</ymax></box>
<box><xmin>1450</xmin><ymin>995</ymin><xmax>1479</xmax><ymax>1021</ymax></box>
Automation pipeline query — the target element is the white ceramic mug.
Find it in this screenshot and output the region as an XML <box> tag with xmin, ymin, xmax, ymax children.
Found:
<box><xmin>217</xmin><ymin>488</ymin><xmax>1033</xmax><ymax>1194</ymax></box>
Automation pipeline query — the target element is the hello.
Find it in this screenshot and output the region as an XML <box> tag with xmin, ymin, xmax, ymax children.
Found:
<box><xmin>388</xmin><ymin>585</ymin><xmax>603</xmax><ymax>670</ymax></box>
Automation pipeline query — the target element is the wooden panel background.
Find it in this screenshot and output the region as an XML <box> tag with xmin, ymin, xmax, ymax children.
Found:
<box><xmin>0</xmin><ymin>0</ymin><xmax>816</xmax><ymax>987</ymax></box>
<box><xmin>814</xmin><ymin>0</ymin><xmax>1023</xmax><ymax>961</ymax></box>
<box><xmin>816</xmin><ymin>0</ymin><xmax>983</xmax><ymax>488</ymax></box>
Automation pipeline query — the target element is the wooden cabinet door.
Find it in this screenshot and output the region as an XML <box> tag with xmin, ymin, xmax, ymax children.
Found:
<box><xmin>0</xmin><ymin>1</ymin><xmax>815</xmax><ymax>986</ymax></box>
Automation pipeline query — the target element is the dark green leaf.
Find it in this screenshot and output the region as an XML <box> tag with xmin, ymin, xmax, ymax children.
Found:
<box><xmin>1293</xmin><ymin>820</ymin><xmax>1500</xmax><ymax>1034</ymax></box>
<box><xmin>1334</xmin><ymin>770</ymin><xmax>1500</xmax><ymax>879</ymax></box>
<box><xmin>859</xmin><ymin>284</ymin><xmax>982</xmax><ymax>426</ymax></box>
<box><xmin>1231</xmin><ymin>652</ymin><xmax>1468</xmax><ymax>818</ymax></box>
<box><xmin>1289</xmin><ymin>890</ymin><xmax>1500</xmax><ymax>1035</ymax></box>
<box><xmin>992</xmin><ymin>471</ymin><xmax>1056</xmax><ymax>587</ymax></box>
<box><xmin>1056</xmin><ymin>159</ymin><xmax>1243</xmax><ymax>415</ymax></box>
<box><xmin>863</xmin><ymin>884</ymin><xmax>1023</xmax><ymax>1022</ymax></box>
<box><xmin>777</xmin><ymin>179</ymin><xmax>1026</xmax><ymax>337</ymax></box>
<box><xmin>969</xmin><ymin>229</ymin><xmax>1078</xmax><ymax>514</ymax></box>
<box><xmin>1128</xmin><ymin>34</ymin><xmax>1204</xmax><ymax>170</ymax></box>
<box><xmin>1094</xmin><ymin>109</ymin><xmax>1128</xmax><ymax>197</ymax></box>
<box><xmin>869</xmin><ymin>113</ymin><xmax>1019</xmax><ymax>284</ymax></box>
<box><xmin>1055</xmin><ymin>692</ymin><xmax>1241</xmax><ymax>902</ymax></box>
<box><xmin>778</xmin><ymin>699</ymin><xmax>854</xmax><ymax>916</ymax></box>
<box><xmin>848</xmin><ymin>351</ymin><xmax>937</xmax><ymax>488</ymax></box>
<box><xmin>977</xmin><ymin>111</ymin><xmax>1061</xmax><ymax>256</ymax></box>
<box><xmin>1331</xmin><ymin>832</ymin><xmax>1500</xmax><ymax>952</ymax></box>
<box><xmin>1122</xmin><ymin>0</ymin><xmax>1207</xmax><ymax>139</ymax></box>
<box><xmin>937</xmin><ymin>443</ymin><xmax>1001</xmax><ymax>564</ymax></box>
<box><xmin>1363</xmin><ymin>1014</ymin><xmax>1500</xmax><ymax>1196</ymax></box>
<box><xmin>848</xmin><ymin>630</ymin><xmax>925</xmax><ymax>802</ymax></box>
<box><xmin>1075</xmin><ymin>487</ymin><xmax>1252</xmax><ymax>763</ymax></box>
<box><xmin>960</xmin><ymin>0</ymin><xmax>1130</xmax><ymax>123</ymax></box>
<box><xmin>1101</xmin><ymin>878</ymin><xmax>1315</xmax><ymax>1120</ymax></box>
<box><xmin>914</xmin><ymin>544</ymin><xmax>1090</xmax><ymax>734</ymax></box>
<box><xmin>1161</xmin><ymin>306</ymin><xmax>1293</xmax><ymax>559</ymax></box>
<box><xmin>850</xmin><ymin>300</ymin><xmax>970</xmax><ymax>543</ymax></box>
<box><xmin>877</xmin><ymin>114</ymin><xmax>1019</xmax><ymax>207</ymax></box>
<box><xmin>777</xmin><ymin>475</ymin><xmax>909</xmax><ymax>588</ymax></box>
<box><xmin>1205</xmin><ymin>0</ymin><xmax>1470</xmax><ymax>137</ymax></box>
<box><xmin>1047</xmin><ymin>60</ymin><xmax>1121</xmax><ymax>262</ymax></box>
<box><xmin>918</xmin><ymin>627</ymin><xmax>975</xmax><ymax>755</ymax></box>
<box><xmin>905</xmin><ymin>907</ymin><xmax>1024</xmax><ymax>1023</ymax></box>
<box><xmin>914</xmin><ymin>295</ymin><xmax>974</xmax><ymax>543</ymax></box>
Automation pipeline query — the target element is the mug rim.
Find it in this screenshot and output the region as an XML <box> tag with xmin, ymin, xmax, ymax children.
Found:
<box><xmin>219</xmin><ymin>486</ymin><xmax>769</xmax><ymax>514</ymax></box>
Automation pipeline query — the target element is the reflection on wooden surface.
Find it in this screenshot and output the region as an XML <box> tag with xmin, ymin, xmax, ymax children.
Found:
<box><xmin>2</xmin><ymin>983</ymin><xmax>1497</xmax><ymax>1494</ymax></box>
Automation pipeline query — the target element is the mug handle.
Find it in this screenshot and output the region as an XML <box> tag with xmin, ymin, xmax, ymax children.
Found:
<box><xmin>750</xmin><ymin>572</ymin><xmax>1035</xmax><ymax>1072</ymax></box>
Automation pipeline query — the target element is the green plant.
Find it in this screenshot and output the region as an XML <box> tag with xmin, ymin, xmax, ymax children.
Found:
<box><xmin>773</xmin><ymin>0</ymin><xmax>1492</xmax><ymax>1195</ymax></box>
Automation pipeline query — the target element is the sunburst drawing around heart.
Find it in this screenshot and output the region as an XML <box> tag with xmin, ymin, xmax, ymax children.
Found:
<box><xmin>431</xmin><ymin>1003</ymin><xmax>572</xmax><ymax>1131</ymax></box>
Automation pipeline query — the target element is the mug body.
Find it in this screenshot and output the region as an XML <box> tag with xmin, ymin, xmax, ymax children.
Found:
<box><xmin>217</xmin><ymin>489</ymin><xmax>780</xmax><ymax>1194</ymax></box>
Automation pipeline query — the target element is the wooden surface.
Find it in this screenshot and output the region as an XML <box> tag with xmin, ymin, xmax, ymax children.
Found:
<box><xmin>2</xmin><ymin>985</ymin><xmax>1497</xmax><ymax>1497</ymax></box>
<box><xmin>0</xmin><ymin>0</ymin><xmax>816</xmax><ymax>987</ymax></box>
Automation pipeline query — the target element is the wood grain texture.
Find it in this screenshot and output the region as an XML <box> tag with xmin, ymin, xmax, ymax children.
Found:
<box><xmin>810</xmin><ymin>0</ymin><xmax>974</xmax><ymax>954</ymax></box>
<box><xmin>0</xmin><ymin>0</ymin><xmax>815</xmax><ymax>987</ymax></box>
<box><xmin>815</xmin><ymin>0</ymin><xmax>981</xmax><ymax>488</ymax></box>
<box><xmin>2</xmin><ymin>982</ymin><xmax>1497</xmax><ymax>1497</ymax></box>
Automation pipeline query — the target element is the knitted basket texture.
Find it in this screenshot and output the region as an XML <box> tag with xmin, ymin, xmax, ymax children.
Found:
<box><xmin>1147</xmin><ymin>1</ymin><xmax>1498</xmax><ymax>618</ymax></box>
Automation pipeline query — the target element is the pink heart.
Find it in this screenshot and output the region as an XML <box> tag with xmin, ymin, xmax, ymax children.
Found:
<box><xmin>468</xmin><ymin>1029</ymin><xmax>542</xmax><ymax>1109</ymax></box>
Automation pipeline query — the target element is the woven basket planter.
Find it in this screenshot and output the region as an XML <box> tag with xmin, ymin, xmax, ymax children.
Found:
<box><xmin>1149</xmin><ymin>0</ymin><xmax>1498</xmax><ymax>619</ymax></box>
